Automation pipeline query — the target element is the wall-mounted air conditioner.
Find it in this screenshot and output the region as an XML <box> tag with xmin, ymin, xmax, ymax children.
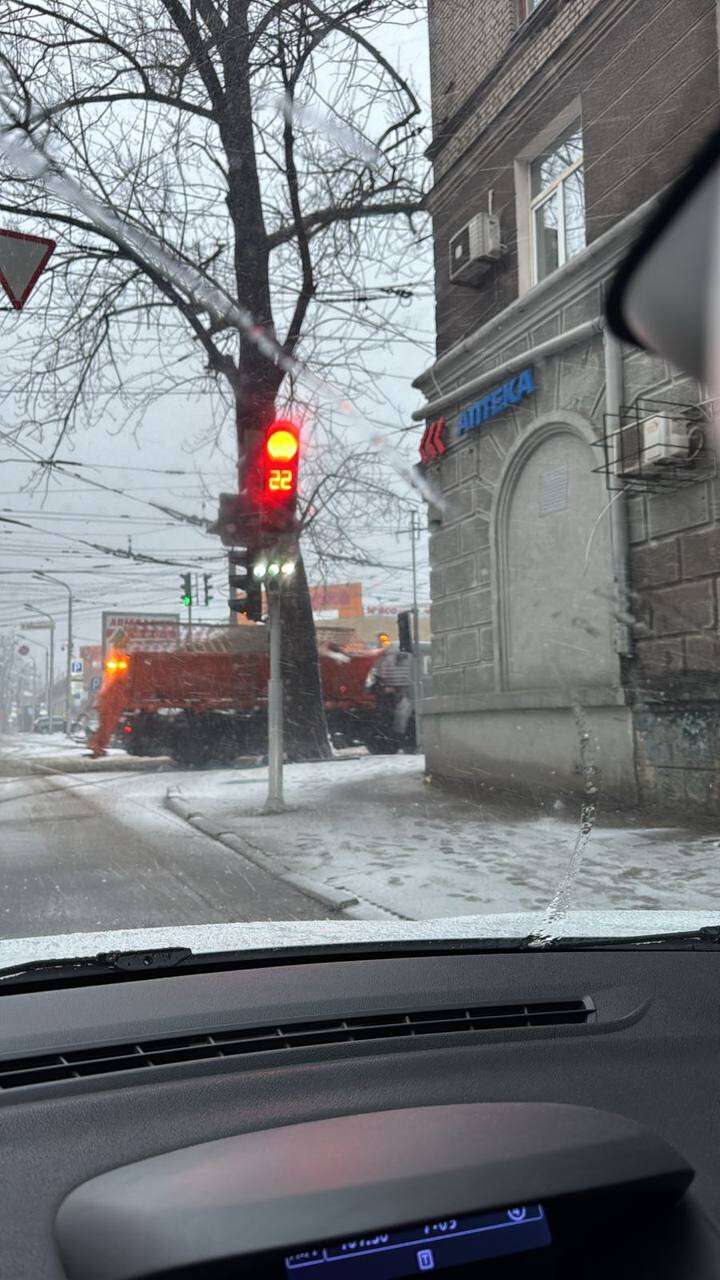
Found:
<box><xmin>641</xmin><ymin>414</ymin><xmax>690</xmax><ymax>464</ymax></box>
<box><xmin>618</xmin><ymin>415</ymin><xmax>690</xmax><ymax>475</ymax></box>
<box><xmin>449</xmin><ymin>212</ymin><xmax>501</xmax><ymax>283</ymax></box>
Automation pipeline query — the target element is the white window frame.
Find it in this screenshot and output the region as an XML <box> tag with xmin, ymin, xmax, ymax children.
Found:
<box><xmin>519</xmin><ymin>0</ymin><xmax>545</xmax><ymax>21</ymax></box>
<box><xmin>513</xmin><ymin>97</ymin><xmax>583</xmax><ymax>297</ymax></box>
<box><xmin>529</xmin><ymin>134</ymin><xmax>583</xmax><ymax>283</ymax></box>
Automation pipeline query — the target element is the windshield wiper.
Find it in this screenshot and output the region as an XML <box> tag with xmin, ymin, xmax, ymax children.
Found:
<box><xmin>536</xmin><ymin>925</ymin><xmax>720</xmax><ymax>951</ymax></box>
<box><xmin>0</xmin><ymin>946</ymin><xmax>193</xmax><ymax>986</ymax></box>
<box><xmin>1</xmin><ymin>928</ymin><xmax>718</xmax><ymax>993</ymax></box>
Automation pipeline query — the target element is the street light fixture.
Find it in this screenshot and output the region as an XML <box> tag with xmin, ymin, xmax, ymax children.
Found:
<box><xmin>34</xmin><ymin>572</ymin><xmax>73</xmax><ymax>730</ymax></box>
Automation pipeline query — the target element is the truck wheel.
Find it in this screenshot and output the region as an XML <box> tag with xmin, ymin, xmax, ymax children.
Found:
<box><xmin>171</xmin><ymin>731</ymin><xmax>207</xmax><ymax>767</ymax></box>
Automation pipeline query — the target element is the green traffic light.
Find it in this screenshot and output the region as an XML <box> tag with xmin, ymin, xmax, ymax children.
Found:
<box><xmin>182</xmin><ymin>594</ymin><xmax>191</xmax><ymax>606</ymax></box>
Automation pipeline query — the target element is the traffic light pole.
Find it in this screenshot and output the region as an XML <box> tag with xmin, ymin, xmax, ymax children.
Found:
<box><xmin>264</xmin><ymin>582</ymin><xmax>284</xmax><ymax>814</ymax></box>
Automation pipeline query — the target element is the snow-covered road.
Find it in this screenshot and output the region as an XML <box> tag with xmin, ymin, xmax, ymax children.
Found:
<box><xmin>0</xmin><ymin>735</ymin><xmax>329</xmax><ymax>938</ymax></box>
<box><xmin>2</xmin><ymin>733</ymin><xmax>719</xmax><ymax>938</ymax></box>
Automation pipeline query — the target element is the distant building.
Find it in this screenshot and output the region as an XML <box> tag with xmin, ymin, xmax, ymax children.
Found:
<box><xmin>311</xmin><ymin>582</ymin><xmax>430</xmax><ymax>648</ymax></box>
<box><xmin>415</xmin><ymin>0</ymin><xmax>720</xmax><ymax>810</ymax></box>
<box><xmin>310</xmin><ymin>582</ymin><xmax>364</xmax><ymax>621</ymax></box>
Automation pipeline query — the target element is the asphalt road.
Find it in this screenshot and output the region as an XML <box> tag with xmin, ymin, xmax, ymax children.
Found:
<box><xmin>0</xmin><ymin>735</ymin><xmax>328</xmax><ymax>939</ymax></box>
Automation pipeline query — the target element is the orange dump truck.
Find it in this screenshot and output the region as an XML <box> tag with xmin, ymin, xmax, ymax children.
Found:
<box><xmin>90</xmin><ymin>634</ymin><xmax>388</xmax><ymax>765</ymax></box>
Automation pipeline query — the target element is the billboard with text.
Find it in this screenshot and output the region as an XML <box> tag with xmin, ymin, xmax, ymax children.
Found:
<box><xmin>102</xmin><ymin>612</ymin><xmax>180</xmax><ymax>656</ymax></box>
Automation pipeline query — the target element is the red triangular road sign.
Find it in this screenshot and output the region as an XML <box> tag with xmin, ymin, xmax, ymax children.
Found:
<box><xmin>0</xmin><ymin>229</ymin><xmax>56</xmax><ymax>310</ymax></box>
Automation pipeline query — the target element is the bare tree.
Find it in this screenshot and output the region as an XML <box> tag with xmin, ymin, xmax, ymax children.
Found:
<box><xmin>0</xmin><ymin>0</ymin><xmax>429</xmax><ymax>757</ymax></box>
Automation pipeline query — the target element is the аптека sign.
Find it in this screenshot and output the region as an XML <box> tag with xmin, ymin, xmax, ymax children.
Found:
<box><xmin>458</xmin><ymin>367</ymin><xmax>535</xmax><ymax>435</ymax></box>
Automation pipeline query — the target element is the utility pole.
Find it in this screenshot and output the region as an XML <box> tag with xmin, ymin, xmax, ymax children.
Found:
<box><xmin>34</xmin><ymin>573</ymin><xmax>73</xmax><ymax>730</ymax></box>
<box><xmin>213</xmin><ymin>418</ymin><xmax>302</xmax><ymax>812</ymax></box>
<box><xmin>24</xmin><ymin>605</ymin><xmax>54</xmax><ymax>725</ymax></box>
<box><xmin>410</xmin><ymin>508</ymin><xmax>423</xmax><ymax>751</ymax></box>
<box><xmin>265</xmin><ymin>580</ymin><xmax>284</xmax><ymax>813</ymax></box>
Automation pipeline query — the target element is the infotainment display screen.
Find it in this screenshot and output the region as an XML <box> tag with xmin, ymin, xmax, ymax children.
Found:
<box><xmin>284</xmin><ymin>1205</ymin><xmax>551</xmax><ymax>1280</ymax></box>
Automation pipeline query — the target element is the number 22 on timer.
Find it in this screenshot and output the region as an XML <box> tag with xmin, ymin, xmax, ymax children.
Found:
<box><xmin>269</xmin><ymin>468</ymin><xmax>292</xmax><ymax>491</ymax></box>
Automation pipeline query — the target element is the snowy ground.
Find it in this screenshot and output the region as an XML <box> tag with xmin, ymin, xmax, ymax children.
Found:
<box><xmin>166</xmin><ymin>754</ymin><xmax>720</xmax><ymax>921</ymax></box>
<box><xmin>0</xmin><ymin>732</ymin><xmax>153</xmax><ymax>770</ymax></box>
<box><xmin>3</xmin><ymin>732</ymin><xmax>720</xmax><ymax>929</ymax></box>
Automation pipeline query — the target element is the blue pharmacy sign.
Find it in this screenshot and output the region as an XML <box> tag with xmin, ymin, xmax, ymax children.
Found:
<box><xmin>457</xmin><ymin>366</ymin><xmax>535</xmax><ymax>435</ymax></box>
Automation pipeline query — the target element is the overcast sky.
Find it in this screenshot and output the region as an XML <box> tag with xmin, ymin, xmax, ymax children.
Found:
<box><xmin>0</xmin><ymin>9</ymin><xmax>433</xmax><ymax>666</ymax></box>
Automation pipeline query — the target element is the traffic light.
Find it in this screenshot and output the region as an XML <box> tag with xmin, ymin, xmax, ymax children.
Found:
<box><xmin>260</xmin><ymin>420</ymin><xmax>300</xmax><ymax>534</ymax></box>
<box><xmin>180</xmin><ymin>573</ymin><xmax>192</xmax><ymax>607</ymax></box>
<box><xmin>213</xmin><ymin>420</ymin><xmax>302</xmax><ymax>548</ymax></box>
<box><xmin>203</xmin><ymin>573</ymin><xmax>213</xmax><ymax>606</ymax></box>
<box><xmin>227</xmin><ymin>550</ymin><xmax>263</xmax><ymax>622</ymax></box>
<box><xmin>209</xmin><ymin>492</ymin><xmax>258</xmax><ymax>549</ymax></box>
<box><xmin>398</xmin><ymin>610</ymin><xmax>412</xmax><ymax>653</ymax></box>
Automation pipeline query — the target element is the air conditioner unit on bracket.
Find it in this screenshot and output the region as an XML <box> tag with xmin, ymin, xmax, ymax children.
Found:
<box><xmin>449</xmin><ymin>212</ymin><xmax>501</xmax><ymax>283</ymax></box>
<box><xmin>641</xmin><ymin>414</ymin><xmax>691</xmax><ymax>465</ymax></box>
<box><xmin>618</xmin><ymin>414</ymin><xmax>690</xmax><ymax>476</ymax></box>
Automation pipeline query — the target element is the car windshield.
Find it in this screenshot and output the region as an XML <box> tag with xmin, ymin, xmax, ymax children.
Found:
<box><xmin>1</xmin><ymin>0</ymin><xmax>719</xmax><ymax>965</ymax></box>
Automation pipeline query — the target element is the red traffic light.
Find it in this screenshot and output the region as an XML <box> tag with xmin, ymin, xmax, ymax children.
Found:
<box><xmin>260</xmin><ymin>419</ymin><xmax>300</xmax><ymax>534</ymax></box>
<box><xmin>263</xmin><ymin>420</ymin><xmax>299</xmax><ymax>504</ymax></box>
<box><xmin>210</xmin><ymin>420</ymin><xmax>302</xmax><ymax>549</ymax></box>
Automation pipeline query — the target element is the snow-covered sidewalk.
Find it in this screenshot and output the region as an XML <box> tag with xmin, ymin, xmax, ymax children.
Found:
<box><xmin>165</xmin><ymin>755</ymin><xmax>720</xmax><ymax>921</ymax></box>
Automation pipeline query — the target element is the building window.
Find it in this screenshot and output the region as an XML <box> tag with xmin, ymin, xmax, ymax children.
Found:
<box><xmin>519</xmin><ymin>0</ymin><xmax>546</xmax><ymax>20</ymax></box>
<box><xmin>529</xmin><ymin>119</ymin><xmax>585</xmax><ymax>283</ymax></box>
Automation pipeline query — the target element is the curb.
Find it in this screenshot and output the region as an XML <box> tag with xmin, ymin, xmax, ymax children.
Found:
<box><xmin>164</xmin><ymin>788</ymin><xmax>392</xmax><ymax>919</ymax></box>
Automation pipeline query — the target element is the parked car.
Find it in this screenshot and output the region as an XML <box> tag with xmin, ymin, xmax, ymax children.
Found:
<box><xmin>32</xmin><ymin>716</ymin><xmax>67</xmax><ymax>734</ymax></box>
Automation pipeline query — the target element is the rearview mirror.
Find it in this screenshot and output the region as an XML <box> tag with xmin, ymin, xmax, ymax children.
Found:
<box><xmin>606</xmin><ymin>126</ymin><xmax>720</xmax><ymax>385</ymax></box>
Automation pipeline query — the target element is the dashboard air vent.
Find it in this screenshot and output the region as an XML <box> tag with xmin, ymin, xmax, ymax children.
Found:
<box><xmin>0</xmin><ymin>998</ymin><xmax>593</xmax><ymax>1092</ymax></box>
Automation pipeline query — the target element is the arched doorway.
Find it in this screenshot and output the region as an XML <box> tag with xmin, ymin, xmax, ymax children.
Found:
<box><xmin>497</xmin><ymin>423</ymin><xmax>616</xmax><ymax>691</ymax></box>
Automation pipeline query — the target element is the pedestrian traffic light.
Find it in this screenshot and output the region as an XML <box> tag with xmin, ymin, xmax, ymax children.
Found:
<box><xmin>228</xmin><ymin>551</ymin><xmax>263</xmax><ymax>621</ymax></box>
<box><xmin>398</xmin><ymin>610</ymin><xmax>412</xmax><ymax>653</ymax></box>
<box><xmin>203</xmin><ymin>573</ymin><xmax>213</xmax><ymax>606</ymax></box>
<box><xmin>180</xmin><ymin>573</ymin><xmax>192</xmax><ymax>607</ymax></box>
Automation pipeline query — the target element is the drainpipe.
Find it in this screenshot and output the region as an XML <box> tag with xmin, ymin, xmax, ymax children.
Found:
<box><xmin>603</xmin><ymin>328</ymin><xmax>634</xmax><ymax>658</ymax></box>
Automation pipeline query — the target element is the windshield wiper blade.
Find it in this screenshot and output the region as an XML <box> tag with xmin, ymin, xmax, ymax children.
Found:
<box><xmin>2</xmin><ymin>927</ymin><xmax>715</xmax><ymax>992</ymax></box>
<box><xmin>0</xmin><ymin>946</ymin><xmax>193</xmax><ymax>985</ymax></box>
<box><xmin>539</xmin><ymin>925</ymin><xmax>720</xmax><ymax>951</ymax></box>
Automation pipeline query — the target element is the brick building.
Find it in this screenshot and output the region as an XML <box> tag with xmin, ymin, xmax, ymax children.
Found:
<box><xmin>414</xmin><ymin>0</ymin><xmax>720</xmax><ymax>810</ymax></box>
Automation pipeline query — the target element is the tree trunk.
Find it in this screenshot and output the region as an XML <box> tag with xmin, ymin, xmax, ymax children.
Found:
<box><xmin>221</xmin><ymin>8</ymin><xmax>329</xmax><ymax>762</ymax></box>
<box><xmin>280</xmin><ymin>553</ymin><xmax>331</xmax><ymax>761</ymax></box>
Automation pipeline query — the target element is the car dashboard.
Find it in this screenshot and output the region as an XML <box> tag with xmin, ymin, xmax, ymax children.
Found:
<box><xmin>1</xmin><ymin>947</ymin><xmax>719</xmax><ymax>1278</ymax></box>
